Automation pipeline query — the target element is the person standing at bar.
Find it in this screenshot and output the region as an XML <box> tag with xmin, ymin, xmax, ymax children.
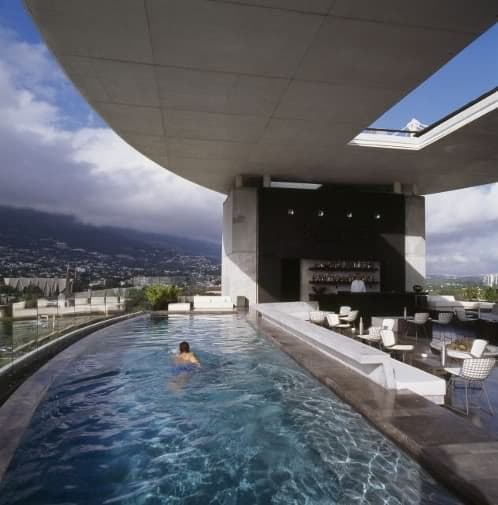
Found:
<box><xmin>350</xmin><ymin>274</ymin><xmax>367</xmax><ymax>293</ymax></box>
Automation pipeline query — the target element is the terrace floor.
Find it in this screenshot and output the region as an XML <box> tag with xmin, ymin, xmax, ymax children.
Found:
<box><xmin>398</xmin><ymin>333</ymin><xmax>498</xmax><ymax>436</ymax></box>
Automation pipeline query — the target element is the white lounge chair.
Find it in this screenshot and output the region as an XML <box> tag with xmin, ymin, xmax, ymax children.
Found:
<box><xmin>432</xmin><ymin>312</ymin><xmax>454</xmax><ymax>341</ymax></box>
<box><xmin>336</xmin><ymin>310</ymin><xmax>359</xmax><ymax>332</ymax></box>
<box><xmin>406</xmin><ymin>312</ymin><xmax>430</xmax><ymax>342</ymax></box>
<box><xmin>339</xmin><ymin>306</ymin><xmax>352</xmax><ymax>320</ymax></box>
<box><xmin>454</xmin><ymin>307</ymin><xmax>476</xmax><ymax>323</ymax></box>
<box><xmin>380</xmin><ymin>329</ymin><xmax>414</xmax><ymax>362</ymax></box>
<box><xmin>357</xmin><ymin>326</ymin><xmax>381</xmax><ymax>346</ymax></box>
<box><xmin>326</xmin><ymin>313</ymin><xmax>341</xmax><ymax>329</ymax></box>
<box><xmin>309</xmin><ymin>310</ymin><xmax>327</xmax><ymax>325</ymax></box>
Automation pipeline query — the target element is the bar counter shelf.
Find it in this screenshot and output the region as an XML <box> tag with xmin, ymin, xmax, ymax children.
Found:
<box><xmin>309</xmin><ymin>261</ymin><xmax>378</xmax><ymax>272</ymax></box>
<box><xmin>309</xmin><ymin>280</ymin><xmax>379</xmax><ymax>285</ymax></box>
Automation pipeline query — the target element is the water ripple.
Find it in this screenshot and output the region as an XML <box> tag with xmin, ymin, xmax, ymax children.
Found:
<box><xmin>0</xmin><ymin>315</ymin><xmax>461</xmax><ymax>505</ymax></box>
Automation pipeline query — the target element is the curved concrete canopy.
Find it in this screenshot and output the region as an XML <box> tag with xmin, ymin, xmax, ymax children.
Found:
<box><xmin>24</xmin><ymin>0</ymin><xmax>498</xmax><ymax>194</ymax></box>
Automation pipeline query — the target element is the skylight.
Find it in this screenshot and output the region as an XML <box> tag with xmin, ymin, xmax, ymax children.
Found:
<box><xmin>350</xmin><ymin>88</ymin><xmax>498</xmax><ymax>150</ymax></box>
<box><xmin>362</xmin><ymin>22</ymin><xmax>498</xmax><ymax>135</ymax></box>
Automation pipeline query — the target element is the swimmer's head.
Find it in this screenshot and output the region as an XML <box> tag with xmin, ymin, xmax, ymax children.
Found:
<box><xmin>179</xmin><ymin>341</ymin><xmax>190</xmax><ymax>354</ymax></box>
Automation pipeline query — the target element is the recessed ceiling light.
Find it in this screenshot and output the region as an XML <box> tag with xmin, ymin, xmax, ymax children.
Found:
<box><xmin>318</xmin><ymin>210</ymin><xmax>325</xmax><ymax>217</ymax></box>
<box><xmin>287</xmin><ymin>209</ymin><xmax>295</xmax><ymax>216</ymax></box>
<box><xmin>346</xmin><ymin>211</ymin><xmax>353</xmax><ymax>219</ymax></box>
<box><xmin>271</xmin><ymin>182</ymin><xmax>322</xmax><ymax>190</ymax></box>
<box><xmin>374</xmin><ymin>213</ymin><xmax>381</xmax><ymax>220</ymax></box>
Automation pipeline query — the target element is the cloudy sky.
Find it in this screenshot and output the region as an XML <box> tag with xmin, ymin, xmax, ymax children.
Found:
<box><xmin>0</xmin><ymin>2</ymin><xmax>497</xmax><ymax>274</ymax></box>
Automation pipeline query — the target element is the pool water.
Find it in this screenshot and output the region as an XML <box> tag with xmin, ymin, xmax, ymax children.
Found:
<box><xmin>0</xmin><ymin>315</ymin><xmax>461</xmax><ymax>505</ymax></box>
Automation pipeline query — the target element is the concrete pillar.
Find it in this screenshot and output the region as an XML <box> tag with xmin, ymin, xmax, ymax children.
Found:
<box><xmin>221</xmin><ymin>187</ymin><xmax>258</xmax><ymax>306</ymax></box>
<box><xmin>405</xmin><ymin>195</ymin><xmax>426</xmax><ymax>290</ymax></box>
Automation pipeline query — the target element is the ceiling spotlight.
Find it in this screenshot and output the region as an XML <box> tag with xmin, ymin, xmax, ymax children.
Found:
<box><xmin>374</xmin><ymin>213</ymin><xmax>381</xmax><ymax>220</ymax></box>
<box><xmin>287</xmin><ymin>208</ymin><xmax>295</xmax><ymax>216</ymax></box>
<box><xmin>346</xmin><ymin>211</ymin><xmax>353</xmax><ymax>219</ymax></box>
<box><xmin>318</xmin><ymin>210</ymin><xmax>325</xmax><ymax>217</ymax></box>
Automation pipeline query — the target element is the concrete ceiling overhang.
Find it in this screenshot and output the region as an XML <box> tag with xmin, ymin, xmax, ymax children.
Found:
<box><xmin>24</xmin><ymin>0</ymin><xmax>498</xmax><ymax>194</ymax></box>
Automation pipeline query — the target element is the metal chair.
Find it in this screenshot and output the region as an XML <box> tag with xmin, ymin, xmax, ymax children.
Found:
<box><xmin>445</xmin><ymin>358</ymin><xmax>496</xmax><ymax>415</ymax></box>
<box><xmin>336</xmin><ymin>310</ymin><xmax>359</xmax><ymax>333</ymax></box>
<box><xmin>380</xmin><ymin>329</ymin><xmax>414</xmax><ymax>362</ymax></box>
<box><xmin>406</xmin><ymin>312</ymin><xmax>430</xmax><ymax>342</ymax></box>
<box><xmin>381</xmin><ymin>318</ymin><xmax>395</xmax><ymax>330</ymax></box>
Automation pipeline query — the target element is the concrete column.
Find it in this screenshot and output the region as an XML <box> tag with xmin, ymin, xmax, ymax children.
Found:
<box><xmin>405</xmin><ymin>195</ymin><xmax>426</xmax><ymax>290</ymax></box>
<box><xmin>221</xmin><ymin>187</ymin><xmax>258</xmax><ymax>306</ymax></box>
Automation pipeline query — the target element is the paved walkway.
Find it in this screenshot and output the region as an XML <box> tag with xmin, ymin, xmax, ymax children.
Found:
<box><xmin>256</xmin><ymin>317</ymin><xmax>498</xmax><ymax>505</ymax></box>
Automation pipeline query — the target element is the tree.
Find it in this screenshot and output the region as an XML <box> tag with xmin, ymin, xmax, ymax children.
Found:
<box><xmin>463</xmin><ymin>287</ymin><xmax>480</xmax><ymax>301</ymax></box>
<box><xmin>143</xmin><ymin>284</ymin><xmax>180</xmax><ymax>310</ymax></box>
<box><xmin>483</xmin><ymin>287</ymin><xmax>498</xmax><ymax>303</ymax></box>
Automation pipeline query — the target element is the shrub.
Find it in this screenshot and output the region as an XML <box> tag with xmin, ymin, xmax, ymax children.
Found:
<box><xmin>144</xmin><ymin>285</ymin><xmax>180</xmax><ymax>310</ymax></box>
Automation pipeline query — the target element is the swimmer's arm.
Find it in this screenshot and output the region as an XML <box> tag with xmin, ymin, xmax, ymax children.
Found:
<box><xmin>189</xmin><ymin>353</ymin><xmax>201</xmax><ymax>365</ymax></box>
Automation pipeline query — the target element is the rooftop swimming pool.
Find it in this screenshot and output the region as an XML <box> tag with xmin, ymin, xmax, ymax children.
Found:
<box><xmin>0</xmin><ymin>315</ymin><xmax>461</xmax><ymax>504</ymax></box>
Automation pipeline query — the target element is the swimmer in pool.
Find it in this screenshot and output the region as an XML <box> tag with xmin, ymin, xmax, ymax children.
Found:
<box><xmin>175</xmin><ymin>341</ymin><xmax>200</xmax><ymax>366</ymax></box>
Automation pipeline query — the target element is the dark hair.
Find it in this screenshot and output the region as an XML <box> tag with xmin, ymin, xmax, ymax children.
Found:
<box><xmin>179</xmin><ymin>341</ymin><xmax>190</xmax><ymax>353</ymax></box>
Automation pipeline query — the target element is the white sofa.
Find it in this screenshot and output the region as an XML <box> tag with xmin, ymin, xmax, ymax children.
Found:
<box><xmin>193</xmin><ymin>296</ymin><xmax>234</xmax><ymax>311</ymax></box>
<box><xmin>168</xmin><ymin>303</ymin><xmax>191</xmax><ymax>312</ymax></box>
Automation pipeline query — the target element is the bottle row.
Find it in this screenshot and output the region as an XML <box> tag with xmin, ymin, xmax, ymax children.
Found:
<box><xmin>309</xmin><ymin>260</ymin><xmax>378</xmax><ymax>272</ymax></box>
<box><xmin>310</xmin><ymin>273</ymin><xmax>378</xmax><ymax>284</ymax></box>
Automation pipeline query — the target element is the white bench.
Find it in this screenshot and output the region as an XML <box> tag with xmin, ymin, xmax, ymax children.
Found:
<box><xmin>168</xmin><ymin>303</ymin><xmax>191</xmax><ymax>313</ymax></box>
<box><xmin>256</xmin><ymin>302</ymin><xmax>446</xmax><ymax>404</ymax></box>
<box><xmin>193</xmin><ymin>296</ymin><xmax>234</xmax><ymax>311</ymax></box>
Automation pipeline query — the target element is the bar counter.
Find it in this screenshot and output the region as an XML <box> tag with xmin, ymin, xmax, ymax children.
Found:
<box><xmin>310</xmin><ymin>292</ymin><xmax>419</xmax><ymax>325</ymax></box>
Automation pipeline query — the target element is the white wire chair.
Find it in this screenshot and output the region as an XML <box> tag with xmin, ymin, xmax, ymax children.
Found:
<box><xmin>432</xmin><ymin>311</ymin><xmax>454</xmax><ymax>342</ymax></box>
<box><xmin>445</xmin><ymin>358</ymin><xmax>496</xmax><ymax>415</ymax></box>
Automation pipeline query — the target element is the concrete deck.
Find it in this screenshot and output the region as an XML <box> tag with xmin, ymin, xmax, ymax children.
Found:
<box><xmin>255</xmin><ymin>316</ymin><xmax>498</xmax><ymax>505</ymax></box>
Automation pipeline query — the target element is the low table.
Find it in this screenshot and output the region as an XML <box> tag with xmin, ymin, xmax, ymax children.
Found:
<box><xmin>430</xmin><ymin>342</ymin><xmax>498</xmax><ymax>359</ymax></box>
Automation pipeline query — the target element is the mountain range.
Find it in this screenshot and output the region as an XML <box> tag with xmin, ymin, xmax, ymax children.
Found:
<box><xmin>0</xmin><ymin>206</ymin><xmax>221</xmax><ymax>258</ymax></box>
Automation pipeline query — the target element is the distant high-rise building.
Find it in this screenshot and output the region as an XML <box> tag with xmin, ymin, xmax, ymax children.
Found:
<box><xmin>483</xmin><ymin>274</ymin><xmax>498</xmax><ymax>287</ymax></box>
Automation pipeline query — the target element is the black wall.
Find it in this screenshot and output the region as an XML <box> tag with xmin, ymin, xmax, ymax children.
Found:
<box><xmin>258</xmin><ymin>187</ymin><xmax>406</xmax><ymax>302</ymax></box>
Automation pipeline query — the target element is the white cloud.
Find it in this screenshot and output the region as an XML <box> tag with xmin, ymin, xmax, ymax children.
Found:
<box><xmin>1</xmin><ymin>26</ymin><xmax>497</xmax><ymax>271</ymax></box>
<box><xmin>0</xmin><ymin>27</ymin><xmax>224</xmax><ymax>243</ymax></box>
<box><xmin>427</xmin><ymin>184</ymin><xmax>498</xmax><ymax>235</ymax></box>
<box><xmin>426</xmin><ymin>184</ymin><xmax>498</xmax><ymax>274</ymax></box>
